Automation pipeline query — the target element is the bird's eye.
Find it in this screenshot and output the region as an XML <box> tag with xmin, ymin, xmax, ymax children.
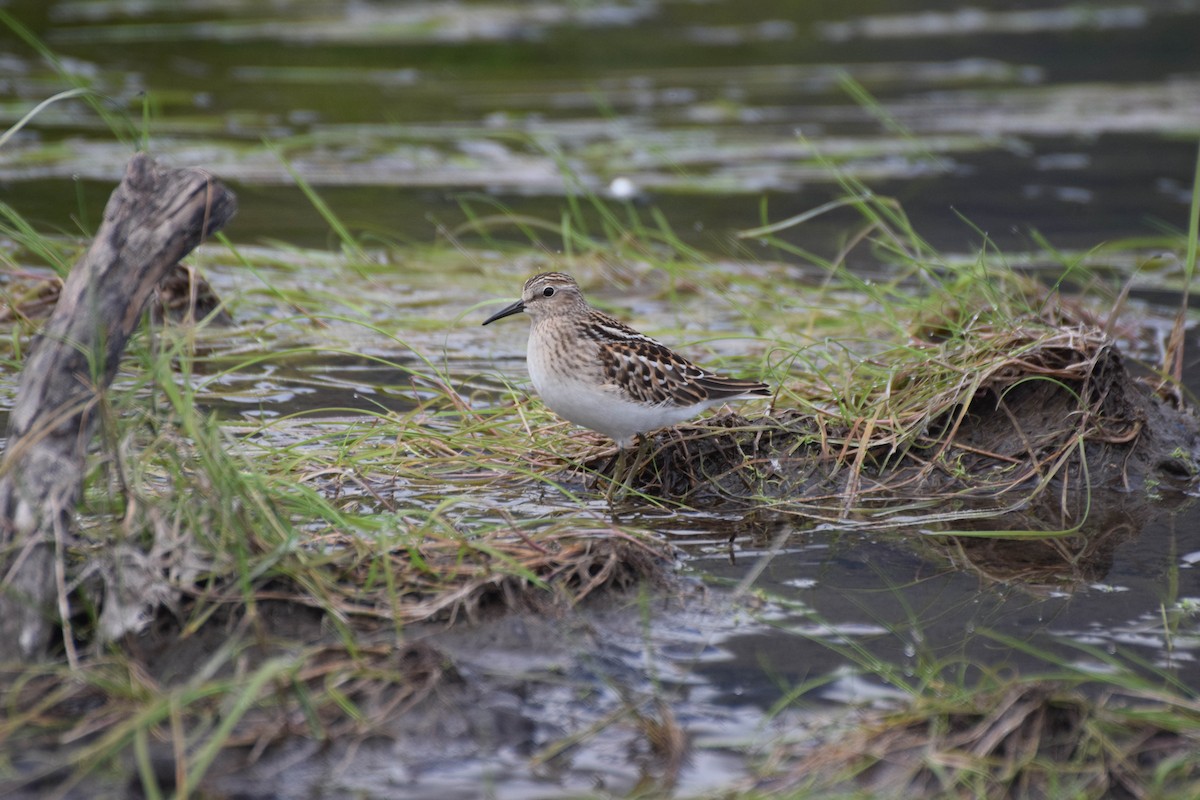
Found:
<box><xmin>542</xmin><ymin>286</ymin><xmax>556</xmax><ymax>297</ymax></box>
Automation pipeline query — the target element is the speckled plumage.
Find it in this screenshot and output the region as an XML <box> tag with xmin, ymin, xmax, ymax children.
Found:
<box><xmin>482</xmin><ymin>272</ymin><xmax>770</xmax><ymax>448</ymax></box>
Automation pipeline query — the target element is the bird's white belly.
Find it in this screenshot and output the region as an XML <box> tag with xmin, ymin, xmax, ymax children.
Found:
<box><xmin>527</xmin><ymin>337</ymin><xmax>705</xmax><ymax>447</ymax></box>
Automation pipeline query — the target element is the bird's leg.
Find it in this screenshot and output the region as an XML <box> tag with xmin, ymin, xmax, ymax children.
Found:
<box><xmin>629</xmin><ymin>433</ymin><xmax>655</xmax><ymax>479</ymax></box>
<box><xmin>604</xmin><ymin>445</ymin><xmax>631</xmax><ymax>503</ymax></box>
<box><xmin>607</xmin><ymin>434</ymin><xmax>658</xmax><ymax>504</ymax></box>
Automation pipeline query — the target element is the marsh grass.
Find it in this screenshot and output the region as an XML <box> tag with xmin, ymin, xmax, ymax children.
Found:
<box><xmin>611</xmin><ymin>177</ymin><xmax>1182</xmax><ymax>529</ymax></box>
<box><xmin>722</xmin><ymin>534</ymin><xmax>1200</xmax><ymax>800</ymax></box>
<box><xmin>772</xmin><ymin>680</ymin><xmax>1200</xmax><ymax>799</ymax></box>
<box><xmin>1</xmin><ymin>84</ymin><xmax>1199</xmax><ymax>797</ymax></box>
<box><xmin>746</xmin><ymin>607</ymin><xmax>1200</xmax><ymax>800</ymax></box>
<box><xmin>1</xmin><ymin>310</ymin><xmax>675</xmax><ymax>794</ymax></box>
<box><xmin>0</xmin><ymin>201</ymin><xmax>1193</xmax><ymax>796</ymax></box>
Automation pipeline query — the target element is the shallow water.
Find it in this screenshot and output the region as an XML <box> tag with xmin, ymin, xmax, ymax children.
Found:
<box><xmin>2</xmin><ymin>0</ymin><xmax>1200</xmax><ymax>796</ymax></box>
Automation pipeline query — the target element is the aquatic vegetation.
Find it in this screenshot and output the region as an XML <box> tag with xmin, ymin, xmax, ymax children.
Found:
<box><xmin>2</xmin><ymin>1</ymin><xmax>1200</xmax><ymax>795</ymax></box>
<box><xmin>1</xmin><ymin>156</ymin><xmax>1197</xmax><ymax>795</ymax></box>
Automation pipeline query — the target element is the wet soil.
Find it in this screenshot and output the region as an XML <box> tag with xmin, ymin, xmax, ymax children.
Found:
<box><xmin>6</xmin><ymin>592</ymin><xmax>743</xmax><ymax>800</ymax></box>
<box><xmin>621</xmin><ymin>337</ymin><xmax>1199</xmax><ymax>518</ymax></box>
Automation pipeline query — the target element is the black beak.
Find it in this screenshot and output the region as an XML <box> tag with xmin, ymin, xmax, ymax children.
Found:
<box><xmin>482</xmin><ymin>299</ymin><xmax>526</xmax><ymax>325</ymax></box>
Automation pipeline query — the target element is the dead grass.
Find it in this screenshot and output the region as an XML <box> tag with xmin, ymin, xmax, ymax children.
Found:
<box><xmin>235</xmin><ymin>523</ymin><xmax>672</xmax><ymax>626</ymax></box>
<box><xmin>620</xmin><ymin>314</ymin><xmax>1190</xmax><ymax>529</ymax></box>
<box><xmin>0</xmin><ymin>262</ymin><xmax>226</xmax><ymax>326</ymax></box>
<box><xmin>0</xmin><ymin>634</ymin><xmax>455</xmax><ymax>797</ymax></box>
<box><xmin>772</xmin><ymin>683</ymin><xmax>1200</xmax><ymax>799</ymax></box>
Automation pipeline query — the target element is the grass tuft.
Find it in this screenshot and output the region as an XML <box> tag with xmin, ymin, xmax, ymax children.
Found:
<box><xmin>776</xmin><ymin>681</ymin><xmax>1200</xmax><ymax>799</ymax></box>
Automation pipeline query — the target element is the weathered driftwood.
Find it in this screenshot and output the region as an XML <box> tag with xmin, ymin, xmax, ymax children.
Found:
<box><xmin>0</xmin><ymin>153</ymin><xmax>237</xmax><ymax>662</ymax></box>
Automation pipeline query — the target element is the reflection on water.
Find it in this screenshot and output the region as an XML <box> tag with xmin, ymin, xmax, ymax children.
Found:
<box><xmin>688</xmin><ymin>499</ymin><xmax>1200</xmax><ymax>710</ymax></box>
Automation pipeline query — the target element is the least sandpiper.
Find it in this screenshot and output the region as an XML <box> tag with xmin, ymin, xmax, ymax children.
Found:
<box><xmin>482</xmin><ymin>272</ymin><xmax>770</xmax><ymax>449</ymax></box>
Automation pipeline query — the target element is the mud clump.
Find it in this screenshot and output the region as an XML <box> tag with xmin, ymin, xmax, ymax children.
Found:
<box><xmin>620</xmin><ymin>334</ymin><xmax>1198</xmax><ymax>513</ymax></box>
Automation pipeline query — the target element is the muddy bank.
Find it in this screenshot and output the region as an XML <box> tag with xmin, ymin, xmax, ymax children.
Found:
<box><xmin>617</xmin><ymin>332</ymin><xmax>1198</xmax><ymax>520</ymax></box>
<box><xmin>8</xmin><ymin>489</ymin><xmax>1196</xmax><ymax>800</ymax></box>
<box><xmin>2</xmin><ymin>591</ymin><xmax>730</xmax><ymax>800</ymax></box>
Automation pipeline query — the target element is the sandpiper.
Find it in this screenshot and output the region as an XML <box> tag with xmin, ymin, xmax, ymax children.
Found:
<box><xmin>482</xmin><ymin>272</ymin><xmax>770</xmax><ymax>449</ymax></box>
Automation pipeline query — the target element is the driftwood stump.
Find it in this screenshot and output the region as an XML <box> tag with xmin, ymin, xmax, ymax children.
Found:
<box><xmin>0</xmin><ymin>153</ymin><xmax>237</xmax><ymax>662</ymax></box>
